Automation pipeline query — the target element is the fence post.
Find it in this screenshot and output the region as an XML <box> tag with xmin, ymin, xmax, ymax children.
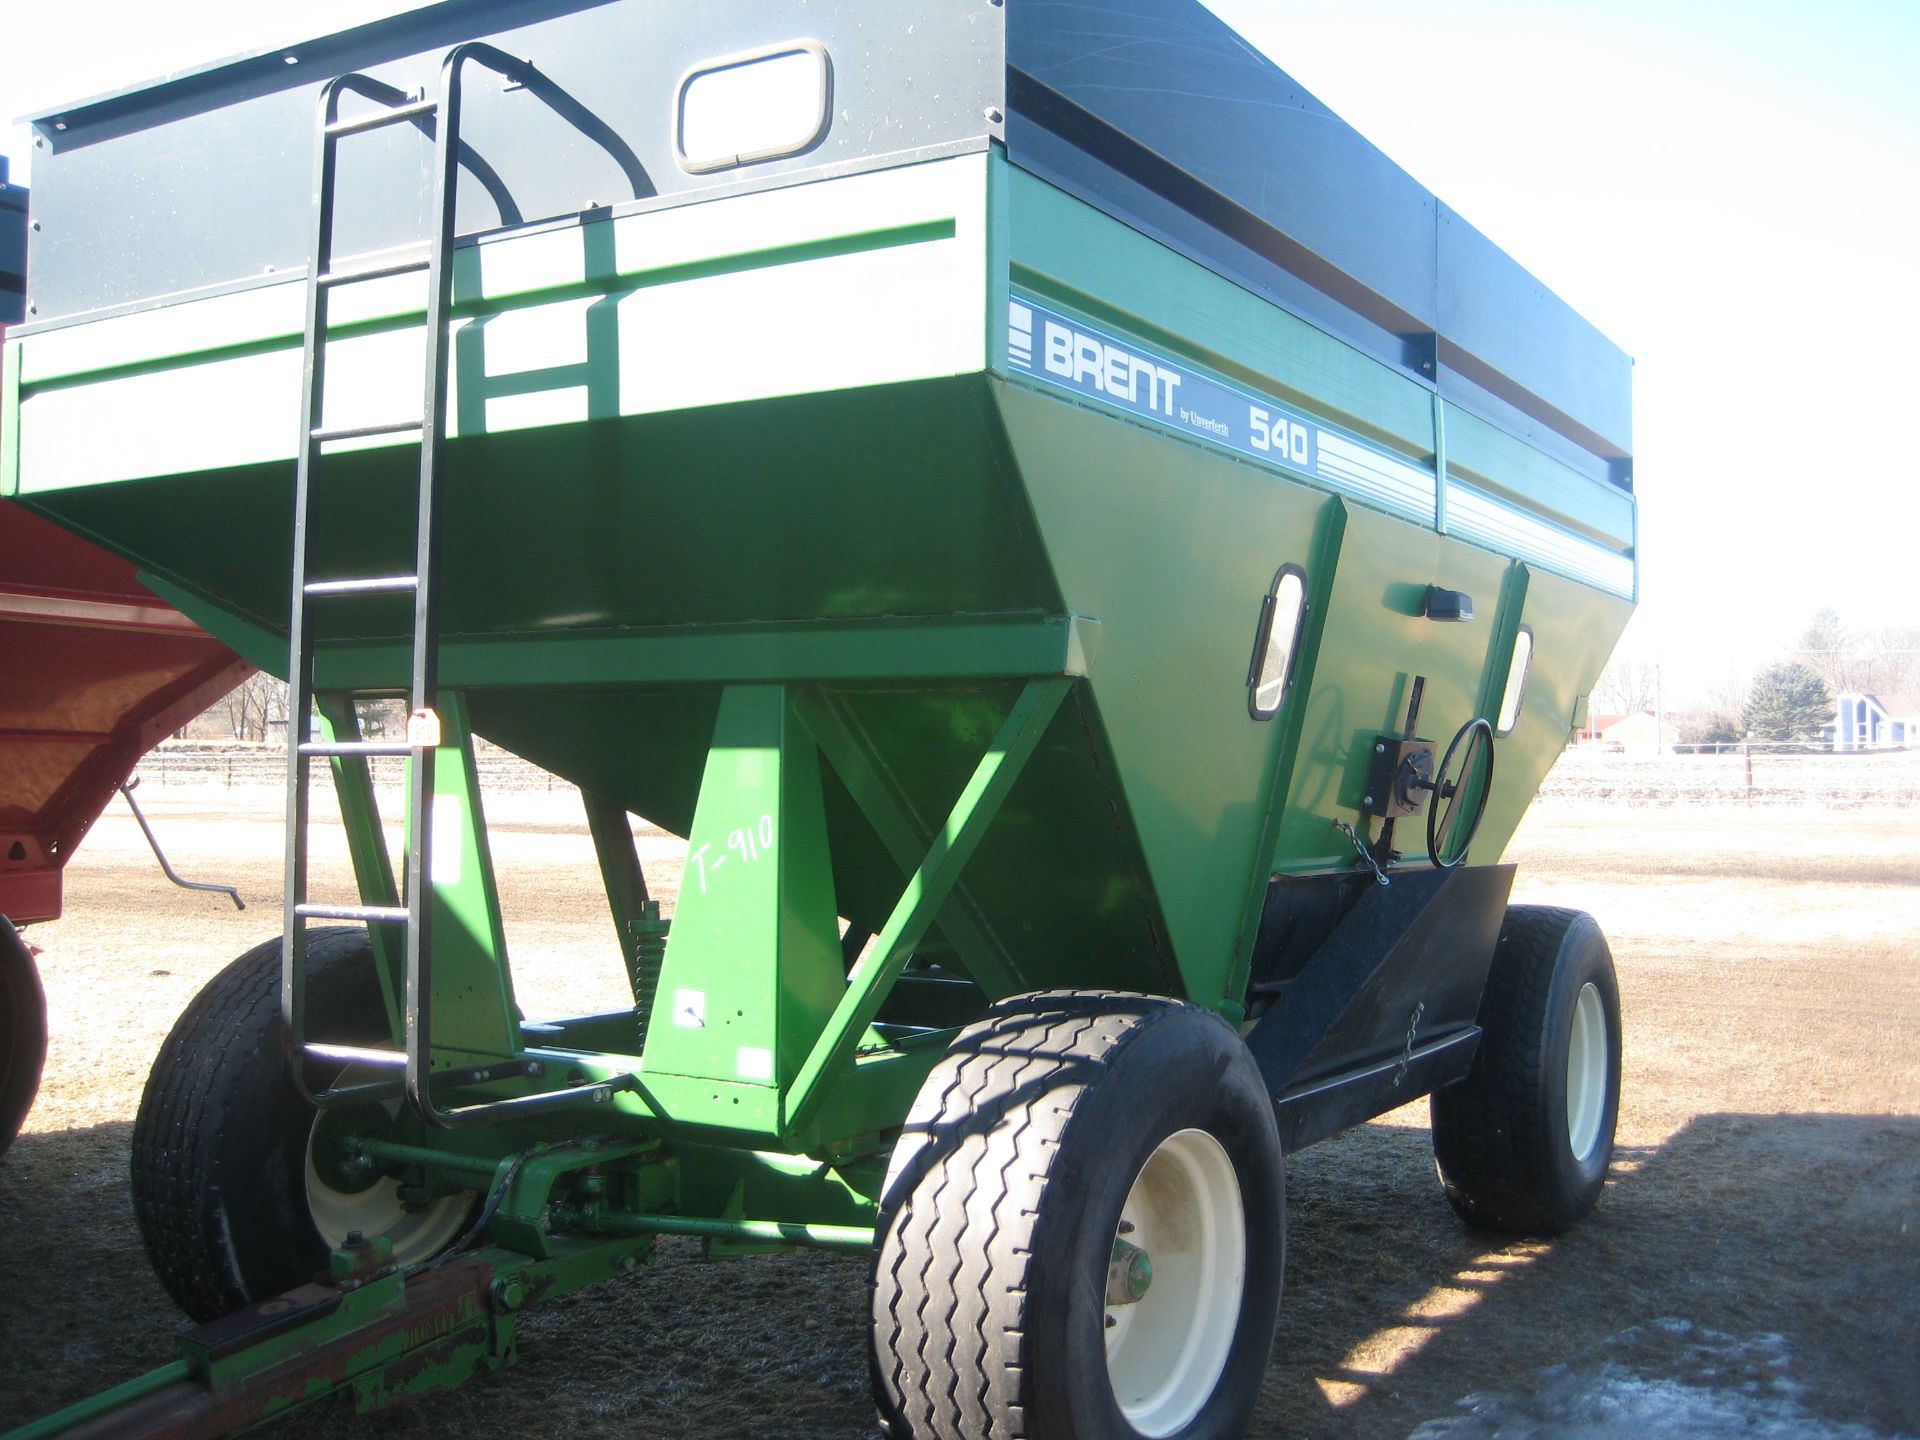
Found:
<box><xmin>1744</xmin><ymin>743</ymin><xmax>1753</xmax><ymax>799</ymax></box>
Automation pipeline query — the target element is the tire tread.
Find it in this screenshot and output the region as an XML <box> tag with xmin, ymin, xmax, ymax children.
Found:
<box><xmin>130</xmin><ymin>928</ymin><xmax>379</xmax><ymax>1319</ymax></box>
<box><xmin>1431</xmin><ymin>905</ymin><xmax>1616</xmax><ymax>1235</ymax></box>
<box><xmin>873</xmin><ymin>991</ymin><xmax>1252</xmax><ymax>1440</ymax></box>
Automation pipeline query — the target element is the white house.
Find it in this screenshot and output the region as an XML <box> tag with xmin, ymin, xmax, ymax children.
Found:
<box><xmin>1831</xmin><ymin>692</ymin><xmax>1919</xmax><ymax>752</ymax></box>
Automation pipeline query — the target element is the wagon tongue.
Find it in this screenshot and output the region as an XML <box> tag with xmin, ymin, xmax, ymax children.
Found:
<box><xmin>34</xmin><ymin>1254</ymin><xmax>513</xmax><ymax>1438</ymax></box>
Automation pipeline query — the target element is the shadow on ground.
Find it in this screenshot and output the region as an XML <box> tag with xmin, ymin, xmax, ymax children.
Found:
<box><xmin>3</xmin><ymin>1111</ymin><xmax>1915</xmax><ymax>1439</ymax></box>
<box><xmin>1260</xmin><ymin>1110</ymin><xmax>1920</xmax><ymax>1439</ymax></box>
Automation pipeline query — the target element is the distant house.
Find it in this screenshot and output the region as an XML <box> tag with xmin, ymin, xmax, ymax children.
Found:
<box><xmin>1830</xmin><ymin>692</ymin><xmax>1919</xmax><ymax>752</ymax></box>
<box><xmin>1575</xmin><ymin>710</ymin><xmax>1678</xmax><ymax>756</ymax></box>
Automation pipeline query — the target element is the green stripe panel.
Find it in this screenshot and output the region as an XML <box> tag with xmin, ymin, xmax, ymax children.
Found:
<box><xmin>1444</xmin><ymin>403</ymin><xmax>1633</xmax><ymax>547</ymax></box>
<box><xmin>1002</xmin><ymin>164</ymin><xmax>1438</xmax><ymax>464</ymax></box>
<box><xmin>12</xmin><ymin>155</ymin><xmax>990</xmax><ymax>493</ymax></box>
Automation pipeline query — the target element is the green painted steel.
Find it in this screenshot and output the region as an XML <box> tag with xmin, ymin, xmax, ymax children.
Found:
<box><xmin>9</xmin><ymin>140</ymin><xmax>1635</xmax><ymax>1078</ymax></box>
<box><xmin>639</xmin><ymin>685</ymin><xmax>847</xmax><ymax>1111</ymax></box>
<box><xmin>412</xmin><ymin>693</ymin><xmax>522</xmax><ymax>1067</ymax></box>
<box><xmin>4</xmin><ymin>124</ymin><xmax>1635</xmax><ymax>1430</ymax></box>
<box><xmin>315</xmin><ymin>694</ymin><xmax>405</xmax><ymax>1036</ymax></box>
<box><xmin>783</xmin><ymin>677</ymin><xmax>1070</xmax><ymax>1138</ymax></box>
<box><xmin>7</xmin><ymin>1363</ymin><xmax>196</xmax><ymax>1440</ymax></box>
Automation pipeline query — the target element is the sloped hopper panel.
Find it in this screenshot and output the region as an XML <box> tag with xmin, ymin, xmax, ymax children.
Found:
<box><xmin>24</xmin><ymin>375</ymin><xmax>1185</xmax><ymax>1000</ymax></box>
<box><xmin>27</xmin><ymin>378</ymin><xmax>1053</xmax><ymax>641</ymax></box>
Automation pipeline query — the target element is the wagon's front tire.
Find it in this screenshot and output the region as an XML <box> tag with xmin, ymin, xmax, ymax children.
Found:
<box><xmin>0</xmin><ymin>919</ymin><xmax>47</xmax><ymax>1157</ymax></box>
<box><xmin>1430</xmin><ymin>905</ymin><xmax>1621</xmax><ymax>1235</ymax></box>
<box><xmin>131</xmin><ymin>929</ymin><xmax>476</xmax><ymax>1321</ymax></box>
<box><xmin>871</xmin><ymin>992</ymin><xmax>1284</xmax><ymax>1440</ymax></box>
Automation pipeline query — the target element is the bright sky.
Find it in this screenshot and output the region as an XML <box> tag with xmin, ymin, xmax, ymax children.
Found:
<box><xmin>5</xmin><ymin>1</ymin><xmax>1918</xmax><ymax>706</ymax></box>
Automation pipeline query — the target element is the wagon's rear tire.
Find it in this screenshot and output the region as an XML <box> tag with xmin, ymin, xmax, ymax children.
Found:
<box><xmin>131</xmin><ymin>929</ymin><xmax>476</xmax><ymax>1320</ymax></box>
<box><xmin>1430</xmin><ymin>905</ymin><xmax>1621</xmax><ymax>1235</ymax></box>
<box><xmin>0</xmin><ymin>919</ymin><xmax>47</xmax><ymax>1157</ymax></box>
<box><xmin>871</xmin><ymin>992</ymin><xmax>1284</xmax><ymax>1440</ymax></box>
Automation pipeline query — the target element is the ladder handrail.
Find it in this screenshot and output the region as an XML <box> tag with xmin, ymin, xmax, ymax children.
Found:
<box><xmin>436</xmin><ymin>44</ymin><xmax>653</xmax><ymax>206</ymax></box>
<box><xmin>321</xmin><ymin>70</ymin><xmax>523</xmax><ymax>229</ymax></box>
<box><xmin>284</xmin><ymin>44</ymin><xmax>636</xmax><ymax>1130</ymax></box>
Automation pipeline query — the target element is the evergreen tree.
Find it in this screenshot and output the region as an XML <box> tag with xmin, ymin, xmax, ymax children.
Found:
<box><xmin>1741</xmin><ymin>661</ymin><xmax>1832</xmax><ymax>749</ymax></box>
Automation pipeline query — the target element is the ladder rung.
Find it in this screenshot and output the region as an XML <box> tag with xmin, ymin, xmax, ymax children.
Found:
<box><xmin>311</xmin><ymin>419</ymin><xmax>423</xmax><ymax>444</ymax></box>
<box><xmin>298</xmin><ymin>740</ymin><xmax>413</xmax><ymax>758</ymax></box>
<box><xmin>317</xmin><ymin>255</ymin><xmax>432</xmax><ymax>288</ymax></box>
<box><xmin>327</xmin><ymin>99</ymin><xmax>436</xmax><ymax>139</ymax></box>
<box><xmin>296</xmin><ymin>902</ymin><xmax>409</xmax><ymax>924</ymax></box>
<box><xmin>305</xmin><ymin>1042</ymin><xmax>407</xmax><ymax>1069</ymax></box>
<box><xmin>305</xmin><ymin>575</ymin><xmax>420</xmax><ymax>597</ymax></box>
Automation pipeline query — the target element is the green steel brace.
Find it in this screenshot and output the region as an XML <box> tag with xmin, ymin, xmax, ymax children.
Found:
<box><xmin>316</xmin><ymin>694</ymin><xmax>405</xmax><ymax>1039</ymax></box>
<box><xmin>788</xmin><ymin>690</ymin><xmax>1023</xmax><ymax>999</ymax></box>
<box><xmin>630</xmin><ymin>677</ymin><xmax>1070</xmax><ymax>1145</ymax></box>
<box><xmin>782</xmin><ymin>677</ymin><xmax>1070</xmax><ymax>1139</ymax></box>
<box><xmin>1476</xmin><ymin>564</ymin><xmax>1533</xmax><ymax>723</ymax></box>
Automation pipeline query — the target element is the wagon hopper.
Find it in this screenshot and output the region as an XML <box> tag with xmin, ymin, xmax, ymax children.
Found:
<box><xmin>3</xmin><ymin>2</ymin><xmax>1636</xmax><ymax>1436</ymax></box>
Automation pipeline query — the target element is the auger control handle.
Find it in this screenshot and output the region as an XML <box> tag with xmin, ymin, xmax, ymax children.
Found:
<box><xmin>1417</xmin><ymin>716</ymin><xmax>1495</xmax><ymax>869</ymax></box>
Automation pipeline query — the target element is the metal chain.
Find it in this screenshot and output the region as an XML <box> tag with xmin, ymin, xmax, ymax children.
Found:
<box><xmin>1331</xmin><ymin>819</ymin><xmax>1390</xmax><ymax>886</ymax></box>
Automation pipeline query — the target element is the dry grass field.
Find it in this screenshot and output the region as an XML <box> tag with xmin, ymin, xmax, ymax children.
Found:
<box><xmin>2</xmin><ymin>766</ymin><xmax>1916</xmax><ymax>1438</ymax></box>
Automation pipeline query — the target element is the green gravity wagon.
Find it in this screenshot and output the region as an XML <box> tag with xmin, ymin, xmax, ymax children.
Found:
<box><xmin>3</xmin><ymin>1</ymin><xmax>1637</xmax><ymax>1435</ymax></box>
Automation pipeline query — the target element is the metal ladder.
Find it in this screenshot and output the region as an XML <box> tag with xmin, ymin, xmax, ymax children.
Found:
<box><xmin>283</xmin><ymin>43</ymin><xmax>626</xmax><ymax>1128</ymax></box>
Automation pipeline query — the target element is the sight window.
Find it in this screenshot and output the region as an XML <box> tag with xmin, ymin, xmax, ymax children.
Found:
<box><xmin>675</xmin><ymin>41</ymin><xmax>832</xmax><ymax>173</ymax></box>
<box><xmin>1248</xmin><ymin>565</ymin><xmax>1308</xmax><ymax>720</ymax></box>
<box><xmin>1495</xmin><ymin>624</ymin><xmax>1533</xmax><ymax>736</ymax></box>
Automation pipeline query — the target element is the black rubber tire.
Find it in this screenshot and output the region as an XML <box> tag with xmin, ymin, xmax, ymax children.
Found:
<box><xmin>871</xmin><ymin>992</ymin><xmax>1285</xmax><ymax>1440</ymax></box>
<box><xmin>131</xmin><ymin>928</ymin><xmax>391</xmax><ymax>1320</ymax></box>
<box><xmin>0</xmin><ymin>919</ymin><xmax>48</xmax><ymax>1158</ymax></box>
<box><xmin>1430</xmin><ymin>905</ymin><xmax>1622</xmax><ymax>1235</ymax></box>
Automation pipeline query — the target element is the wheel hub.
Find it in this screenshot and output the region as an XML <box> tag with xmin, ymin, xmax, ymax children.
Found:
<box><xmin>1104</xmin><ymin>1128</ymin><xmax>1247</xmax><ymax>1439</ymax></box>
<box><xmin>304</xmin><ymin>1071</ymin><xmax>476</xmax><ymax>1266</ymax></box>
<box><xmin>1107</xmin><ymin>1237</ymin><xmax>1154</xmax><ymax>1305</ymax></box>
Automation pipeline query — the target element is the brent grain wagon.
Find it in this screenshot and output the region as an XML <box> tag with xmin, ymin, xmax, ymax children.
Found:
<box><xmin>4</xmin><ymin>2</ymin><xmax>1636</xmax><ymax>1435</ymax></box>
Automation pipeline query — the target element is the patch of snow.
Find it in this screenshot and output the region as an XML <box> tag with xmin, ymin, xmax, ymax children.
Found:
<box><xmin>1409</xmin><ymin>1321</ymin><xmax>1907</xmax><ymax>1440</ymax></box>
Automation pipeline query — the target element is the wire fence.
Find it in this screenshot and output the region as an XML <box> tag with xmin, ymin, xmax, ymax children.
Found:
<box><xmin>135</xmin><ymin>743</ymin><xmax>570</xmax><ymax>795</ymax></box>
<box><xmin>1537</xmin><ymin>745</ymin><xmax>1920</xmax><ymax>808</ymax></box>
<box><xmin>136</xmin><ymin>739</ymin><xmax>1920</xmax><ymax>810</ymax></box>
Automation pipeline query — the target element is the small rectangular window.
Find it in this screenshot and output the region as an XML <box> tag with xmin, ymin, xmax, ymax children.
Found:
<box><xmin>1249</xmin><ymin>566</ymin><xmax>1308</xmax><ymax>719</ymax></box>
<box><xmin>676</xmin><ymin>41</ymin><xmax>832</xmax><ymax>174</ymax></box>
<box><xmin>1495</xmin><ymin>624</ymin><xmax>1533</xmax><ymax>735</ymax></box>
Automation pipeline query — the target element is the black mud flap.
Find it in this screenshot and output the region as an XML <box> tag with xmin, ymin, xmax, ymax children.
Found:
<box><xmin>1244</xmin><ymin>864</ymin><xmax>1514</xmax><ymax>1152</ymax></box>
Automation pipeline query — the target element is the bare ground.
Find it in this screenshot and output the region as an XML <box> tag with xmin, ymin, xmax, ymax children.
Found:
<box><xmin>2</xmin><ymin>787</ymin><xmax>1916</xmax><ymax>1438</ymax></box>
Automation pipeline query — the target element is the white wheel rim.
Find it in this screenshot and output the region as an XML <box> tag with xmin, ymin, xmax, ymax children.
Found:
<box><xmin>1565</xmin><ymin>981</ymin><xmax>1609</xmax><ymax>1164</ymax></box>
<box><xmin>303</xmin><ymin>1148</ymin><xmax>474</xmax><ymax>1265</ymax></box>
<box><xmin>304</xmin><ymin>1088</ymin><xmax>474</xmax><ymax>1266</ymax></box>
<box><xmin>1104</xmin><ymin>1128</ymin><xmax>1246</xmax><ymax>1438</ymax></box>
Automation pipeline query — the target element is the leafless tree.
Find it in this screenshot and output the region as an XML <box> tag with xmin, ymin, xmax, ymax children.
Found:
<box><xmin>1859</xmin><ymin>625</ymin><xmax>1920</xmax><ymax>696</ymax></box>
<box><xmin>1793</xmin><ymin>610</ymin><xmax>1919</xmax><ymax>697</ymax></box>
<box><xmin>221</xmin><ymin>671</ymin><xmax>289</xmax><ymax>741</ymax></box>
<box><xmin>1592</xmin><ymin>655</ymin><xmax>1660</xmax><ymax>716</ymax></box>
<box><xmin>354</xmin><ymin>697</ymin><xmax>408</xmax><ymax>738</ymax></box>
<box><xmin>1796</xmin><ymin>608</ymin><xmax>1864</xmax><ymax>693</ymax></box>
